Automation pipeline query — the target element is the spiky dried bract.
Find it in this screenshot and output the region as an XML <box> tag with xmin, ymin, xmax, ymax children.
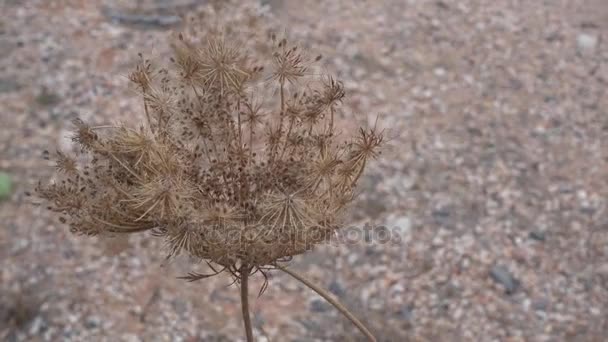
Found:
<box><xmin>35</xmin><ymin>29</ymin><xmax>383</xmax><ymax>279</ymax></box>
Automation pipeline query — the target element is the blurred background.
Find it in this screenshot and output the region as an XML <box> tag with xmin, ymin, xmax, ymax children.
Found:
<box><xmin>1</xmin><ymin>0</ymin><xmax>607</xmax><ymax>341</ymax></box>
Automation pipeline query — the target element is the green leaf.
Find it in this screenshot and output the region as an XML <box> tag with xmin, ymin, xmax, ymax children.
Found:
<box><xmin>0</xmin><ymin>172</ymin><xmax>12</xmax><ymax>200</ymax></box>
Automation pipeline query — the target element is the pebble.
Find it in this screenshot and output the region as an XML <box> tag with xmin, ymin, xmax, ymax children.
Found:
<box><xmin>434</xmin><ymin>68</ymin><xmax>446</xmax><ymax>77</ymax></box>
<box><xmin>29</xmin><ymin>315</ymin><xmax>46</xmax><ymax>335</ymax></box>
<box><xmin>396</xmin><ymin>304</ymin><xmax>414</xmax><ymax>321</ymax></box>
<box><xmin>392</xmin><ymin>216</ymin><xmax>411</xmax><ymax>236</ymax></box>
<box><xmin>432</xmin><ymin>234</ymin><xmax>444</xmax><ymax>247</ymax></box>
<box><xmin>328</xmin><ymin>280</ymin><xmax>345</xmax><ymax>297</ymax></box>
<box><xmin>489</xmin><ymin>265</ymin><xmax>521</xmax><ymax>295</ymax></box>
<box><xmin>529</xmin><ymin>231</ymin><xmax>546</xmax><ymax>242</ymax></box>
<box><xmin>171</xmin><ymin>298</ymin><xmax>188</xmax><ymax>315</ymax></box>
<box><xmin>9</xmin><ymin>238</ymin><xmax>28</xmax><ymax>254</ymax></box>
<box><xmin>532</xmin><ymin>298</ymin><xmax>550</xmax><ymax>312</ymax></box>
<box><xmin>432</xmin><ymin>208</ymin><xmax>451</xmax><ymax>225</ymax></box>
<box><xmin>101</xmin><ymin>7</ymin><xmax>182</xmax><ymax>28</ymax></box>
<box><xmin>577</xmin><ymin>33</ymin><xmax>597</xmax><ymax>52</ymax></box>
<box><xmin>0</xmin><ymin>78</ymin><xmax>20</xmax><ymax>93</ymax></box>
<box><xmin>122</xmin><ymin>333</ymin><xmax>142</xmax><ymax>342</ymax></box>
<box><xmin>368</xmin><ymin>297</ymin><xmax>384</xmax><ymax>310</ymax></box>
<box><xmin>590</xmin><ymin>307</ymin><xmax>601</xmax><ymax>316</ymax></box>
<box><xmin>309</xmin><ymin>299</ymin><xmax>330</xmax><ymax>313</ymax></box>
<box><xmin>84</xmin><ymin>315</ymin><xmax>101</xmax><ymax>329</ymax></box>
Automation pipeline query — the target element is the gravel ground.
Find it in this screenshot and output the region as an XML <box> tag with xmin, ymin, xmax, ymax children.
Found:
<box><xmin>1</xmin><ymin>0</ymin><xmax>608</xmax><ymax>341</ymax></box>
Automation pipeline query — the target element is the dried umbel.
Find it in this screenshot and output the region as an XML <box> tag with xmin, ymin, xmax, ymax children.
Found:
<box><xmin>35</xmin><ymin>28</ymin><xmax>382</xmax><ymax>341</ymax></box>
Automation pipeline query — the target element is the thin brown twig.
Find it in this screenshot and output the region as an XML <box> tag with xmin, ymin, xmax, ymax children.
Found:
<box><xmin>276</xmin><ymin>264</ymin><xmax>377</xmax><ymax>342</ymax></box>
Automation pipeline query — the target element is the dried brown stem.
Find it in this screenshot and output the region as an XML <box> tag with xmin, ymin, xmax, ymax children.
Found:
<box><xmin>273</xmin><ymin>79</ymin><xmax>286</xmax><ymax>163</ymax></box>
<box><xmin>279</xmin><ymin>80</ymin><xmax>285</xmax><ymax>133</ymax></box>
<box><xmin>329</xmin><ymin>106</ymin><xmax>334</xmax><ymax>133</ymax></box>
<box><xmin>142</xmin><ymin>90</ymin><xmax>154</xmax><ymax>134</ymax></box>
<box><xmin>240</xmin><ymin>265</ymin><xmax>254</xmax><ymax>342</ymax></box>
<box><xmin>276</xmin><ymin>264</ymin><xmax>377</xmax><ymax>342</ymax></box>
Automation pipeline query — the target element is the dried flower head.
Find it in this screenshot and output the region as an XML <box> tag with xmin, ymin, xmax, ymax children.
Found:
<box><xmin>34</xmin><ymin>20</ymin><xmax>382</xmax><ymax>342</ymax></box>
<box><xmin>37</xmin><ymin>29</ymin><xmax>382</xmax><ymax>278</ymax></box>
<box><xmin>37</xmin><ymin>30</ymin><xmax>383</xmax><ymax>275</ymax></box>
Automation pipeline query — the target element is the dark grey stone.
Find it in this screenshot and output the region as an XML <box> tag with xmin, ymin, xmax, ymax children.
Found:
<box><xmin>171</xmin><ymin>298</ymin><xmax>188</xmax><ymax>315</ymax></box>
<box><xmin>489</xmin><ymin>265</ymin><xmax>521</xmax><ymax>295</ymax></box>
<box><xmin>431</xmin><ymin>207</ymin><xmax>452</xmax><ymax>227</ymax></box>
<box><xmin>396</xmin><ymin>304</ymin><xmax>414</xmax><ymax>321</ymax></box>
<box><xmin>532</xmin><ymin>298</ymin><xmax>550</xmax><ymax>311</ymax></box>
<box><xmin>309</xmin><ymin>299</ymin><xmax>330</xmax><ymax>313</ymax></box>
<box><xmin>101</xmin><ymin>7</ymin><xmax>181</xmax><ymax>29</ymax></box>
<box><xmin>84</xmin><ymin>315</ymin><xmax>100</xmax><ymax>329</ymax></box>
<box><xmin>328</xmin><ymin>280</ymin><xmax>345</xmax><ymax>297</ymax></box>
<box><xmin>0</xmin><ymin>78</ymin><xmax>19</xmax><ymax>93</ymax></box>
<box><xmin>528</xmin><ymin>231</ymin><xmax>546</xmax><ymax>242</ymax></box>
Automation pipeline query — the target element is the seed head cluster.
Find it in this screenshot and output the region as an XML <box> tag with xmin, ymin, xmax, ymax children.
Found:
<box><xmin>35</xmin><ymin>30</ymin><xmax>383</xmax><ymax>280</ymax></box>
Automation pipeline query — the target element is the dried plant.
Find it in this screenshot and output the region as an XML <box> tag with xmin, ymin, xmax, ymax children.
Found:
<box><xmin>34</xmin><ymin>23</ymin><xmax>382</xmax><ymax>341</ymax></box>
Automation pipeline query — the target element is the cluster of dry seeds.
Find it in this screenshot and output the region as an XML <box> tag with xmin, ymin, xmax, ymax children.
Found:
<box><xmin>35</xmin><ymin>29</ymin><xmax>383</xmax><ymax>281</ymax></box>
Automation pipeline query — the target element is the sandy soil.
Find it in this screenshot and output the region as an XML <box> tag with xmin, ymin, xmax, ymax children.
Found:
<box><xmin>1</xmin><ymin>1</ymin><xmax>607</xmax><ymax>341</ymax></box>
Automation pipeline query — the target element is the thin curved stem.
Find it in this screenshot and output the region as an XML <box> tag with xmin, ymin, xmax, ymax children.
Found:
<box><xmin>276</xmin><ymin>264</ymin><xmax>377</xmax><ymax>342</ymax></box>
<box><xmin>240</xmin><ymin>265</ymin><xmax>254</xmax><ymax>342</ymax></box>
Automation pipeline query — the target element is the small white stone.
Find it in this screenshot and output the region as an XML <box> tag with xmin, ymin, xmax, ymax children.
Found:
<box><xmin>121</xmin><ymin>333</ymin><xmax>141</xmax><ymax>342</ymax></box>
<box><xmin>391</xmin><ymin>283</ymin><xmax>405</xmax><ymax>293</ymax></box>
<box><xmin>453</xmin><ymin>307</ymin><xmax>463</xmax><ymax>320</ymax></box>
<box><xmin>29</xmin><ymin>316</ymin><xmax>43</xmax><ymax>335</ymax></box>
<box><xmin>523</xmin><ymin>298</ymin><xmax>531</xmax><ymax>311</ymax></box>
<box><xmin>283</xmin><ymin>280</ymin><xmax>299</xmax><ymax>291</ymax></box>
<box><xmin>434</xmin><ymin>68</ymin><xmax>446</xmax><ymax>77</ymax></box>
<box><xmin>401</xmin><ymin>176</ymin><xmax>415</xmax><ymax>190</ymax></box>
<box><xmin>392</xmin><ymin>216</ymin><xmax>411</xmax><ymax>236</ymax></box>
<box><xmin>432</xmin><ymin>235</ymin><xmax>443</xmax><ymax>247</ymax></box>
<box><xmin>68</xmin><ymin>314</ymin><xmax>79</xmax><ymax>324</ymax></box>
<box><xmin>369</xmin><ymin>297</ymin><xmax>384</xmax><ymax>310</ymax></box>
<box><xmin>577</xmin><ymin>33</ymin><xmax>597</xmax><ymax>52</ymax></box>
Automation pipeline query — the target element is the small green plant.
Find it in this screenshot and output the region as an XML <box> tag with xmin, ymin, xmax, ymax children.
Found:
<box><xmin>34</xmin><ymin>25</ymin><xmax>382</xmax><ymax>341</ymax></box>
<box><xmin>0</xmin><ymin>172</ymin><xmax>12</xmax><ymax>201</ymax></box>
<box><xmin>35</xmin><ymin>87</ymin><xmax>60</xmax><ymax>107</ymax></box>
